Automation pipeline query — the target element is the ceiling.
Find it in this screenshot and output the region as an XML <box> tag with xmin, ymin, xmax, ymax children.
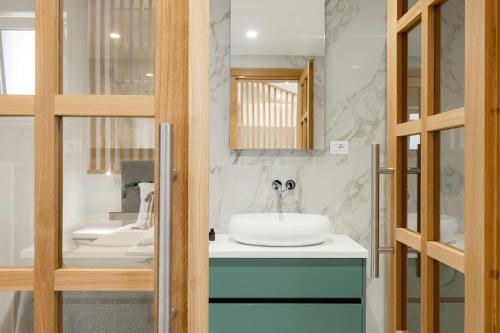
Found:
<box><xmin>231</xmin><ymin>0</ymin><xmax>325</xmax><ymax>56</ymax></box>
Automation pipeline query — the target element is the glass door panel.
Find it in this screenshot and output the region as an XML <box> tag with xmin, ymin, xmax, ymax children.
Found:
<box><xmin>0</xmin><ymin>117</ymin><xmax>34</xmax><ymax>267</ymax></box>
<box><xmin>403</xmin><ymin>134</ymin><xmax>421</xmax><ymax>233</ymax></box>
<box><xmin>62</xmin><ymin>117</ymin><xmax>155</xmax><ymax>267</ymax></box>
<box><xmin>439</xmin><ymin>262</ymin><xmax>464</xmax><ymax>333</ymax></box>
<box><xmin>437</xmin><ymin>0</ymin><xmax>464</xmax><ymax>113</ymax></box>
<box><xmin>63</xmin><ymin>0</ymin><xmax>156</xmax><ymax>95</ymax></box>
<box><xmin>0</xmin><ymin>0</ymin><xmax>35</xmax><ymax>95</ymax></box>
<box><xmin>0</xmin><ymin>291</ymin><xmax>33</xmax><ymax>332</ymax></box>
<box><xmin>403</xmin><ymin>23</ymin><xmax>422</xmax><ymax>122</ymax></box>
<box><xmin>62</xmin><ymin>292</ymin><xmax>153</xmax><ymax>332</ymax></box>
<box><xmin>406</xmin><ymin>245</ymin><xmax>421</xmax><ymax>333</ymax></box>
<box><xmin>439</xmin><ymin>127</ymin><xmax>464</xmax><ymax>250</ymax></box>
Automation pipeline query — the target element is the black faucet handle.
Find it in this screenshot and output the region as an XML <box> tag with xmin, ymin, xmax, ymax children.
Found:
<box><xmin>285</xmin><ymin>180</ymin><xmax>296</xmax><ymax>190</ymax></box>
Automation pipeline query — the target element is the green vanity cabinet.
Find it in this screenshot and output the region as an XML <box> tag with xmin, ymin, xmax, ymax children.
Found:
<box><xmin>209</xmin><ymin>258</ymin><xmax>366</xmax><ymax>333</ymax></box>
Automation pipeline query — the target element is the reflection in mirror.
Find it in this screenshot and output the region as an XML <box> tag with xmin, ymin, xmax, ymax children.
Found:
<box><xmin>230</xmin><ymin>0</ymin><xmax>325</xmax><ymax>150</ymax></box>
<box><xmin>0</xmin><ymin>1</ymin><xmax>35</xmax><ymax>95</ymax></box>
<box><xmin>63</xmin><ymin>0</ymin><xmax>156</xmax><ymax>95</ymax></box>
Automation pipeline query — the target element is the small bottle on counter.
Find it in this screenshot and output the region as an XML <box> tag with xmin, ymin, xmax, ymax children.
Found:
<box><xmin>209</xmin><ymin>228</ymin><xmax>216</xmax><ymax>241</ymax></box>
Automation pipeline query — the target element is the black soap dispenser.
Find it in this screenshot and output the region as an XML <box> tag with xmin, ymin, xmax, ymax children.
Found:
<box><xmin>209</xmin><ymin>228</ymin><xmax>216</xmax><ymax>241</ymax></box>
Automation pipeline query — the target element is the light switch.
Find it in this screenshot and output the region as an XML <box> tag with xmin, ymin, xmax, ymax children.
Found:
<box><xmin>330</xmin><ymin>141</ymin><xmax>349</xmax><ymax>154</ymax></box>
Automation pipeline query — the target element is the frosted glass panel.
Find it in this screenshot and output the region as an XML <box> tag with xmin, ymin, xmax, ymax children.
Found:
<box><xmin>62</xmin><ymin>117</ymin><xmax>155</xmax><ymax>267</ymax></box>
<box><xmin>62</xmin><ymin>292</ymin><xmax>154</xmax><ymax>333</ymax></box>
<box><xmin>0</xmin><ymin>118</ymin><xmax>34</xmax><ymax>267</ymax></box>
<box><xmin>63</xmin><ymin>0</ymin><xmax>156</xmax><ymax>95</ymax></box>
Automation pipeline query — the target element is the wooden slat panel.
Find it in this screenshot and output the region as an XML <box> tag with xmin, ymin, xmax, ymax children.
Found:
<box><xmin>54</xmin><ymin>269</ymin><xmax>154</xmax><ymax>291</ymax></box>
<box><xmin>100</xmin><ymin>0</ymin><xmax>106</xmax><ymax>94</ymax></box>
<box><xmin>426</xmin><ymin>107</ymin><xmax>465</xmax><ymax>131</ymax></box>
<box><xmin>128</xmin><ymin>0</ymin><xmax>134</xmax><ymax>93</ymax></box>
<box><xmin>257</xmin><ymin>82</ymin><xmax>261</xmax><ymax>147</ymax></box>
<box><xmin>0</xmin><ymin>268</ymin><xmax>33</xmax><ymax>291</ymax></box>
<box><xmin>396</xmin><ymin>119</ymin><xmax>422</xmax><ymax>137</ymax></box>
<box><xmin>55</xmin><ymin>95</ymin><xmax>154</xmax><ymax>117</ymax></box>
<box><xmin>231</xmin><ymin>68</ymin><xmax>303</xmax><ymax>79</ymax></box>
<box><xmin>273</xmin><ymin>86</ymin><xmax>277</xmax><ymax>148</ymax></box>
<box><xmin>138</xmin><ymin>0</ymin><xmax>145</xmax><ymax>94</ymax></box>
<box><xmin>34</xmin><ymin>0</ymin><xmax>61</xmax><ymax>331</ymax></box>
<box><xmin>396</xmin><ymin>228</ymin><xmax>422</xmax><ymax>251</ymax></box>
<box><xmin>397</xmin><ymin>1</ymin><xmax>422</xmax><ymax>33</ymax></box>
<box><xmin>119</xmin><ymin>0</ymin><xmax>126</xmax><ymax>94</ymax></box>
<box><xmin>147</xmin><ymin>0</ymin><xmax>154</xmax><ymax>94</ymax></box>
<box><xmin>110</xmin><ymin>0</ymin><xmax>116</xmax><ymax>94</ymax></box>
<box><xmin>0</xmin><ymin>95</ymin><xmax>35</xmax><ymax>116</ymax></box>
<box><xmin>427</xmin><ymin>241</ymin><xmax>465</xmax><ymax>273</ymax></box>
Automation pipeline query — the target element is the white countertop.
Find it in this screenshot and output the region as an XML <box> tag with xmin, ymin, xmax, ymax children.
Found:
<box><xmin>209</xmin><ymin>234</ymin><xmax>368</xmax><ymax>259</ymax></box>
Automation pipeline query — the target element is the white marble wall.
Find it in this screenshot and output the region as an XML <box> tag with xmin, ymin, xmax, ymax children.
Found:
<box><xmin>210</xmin><ymin>0</ymin><xmax>387</xmax><ymax>331</ymax></box>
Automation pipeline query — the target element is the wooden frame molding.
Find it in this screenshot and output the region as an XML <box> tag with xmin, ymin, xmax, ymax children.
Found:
<box><xmin>54</xmin><ymin>269</ymin><xmax>154</xmax><ymax>291</ymax></box>
<box><xmin>396</xmin><ymin>119</ymin><xmax>422</xmax><ymax>137</ymax></box>
<box><xmin>426</xmin><ymin>107</ymin><xmax>465</xmax><ymax>131</ymax></box>
<box><xmin>0</xmin><ymin>95</ymin><xmax>35</xmax><ymax>116</ymax></box>
<box><xmin>34</xmin><ymin>0</ymin><xmax>61</xmax><ymax>332</ymax></box>
<box><xmin>464</xmin><ymin>0</ymin><xmax>498</xmax><ymax>330</ymax></box>
<box><xmin>427</xmin><ymin>241</ymin><xmax>465</xmax><ymax>273</ymax></box>
<box><xmin>55</xmin><ymin>95</ymin><xmax>154</xmax><ymax>117</ymax></box>
<box><xmin>0</xmin><ymin>268</ymin><xmax>34</xmax><ymax>291</ymax></box>
<box><xmin>397</xmin><ymin>1</ymin><xmax>422</xmax><ymax>33</ymax></box>
<box><xmin>154</xmin><ymin>0</ymin><xmax>189</xmax><ymax>331</ymax></box>
<box><xmin>396</xmin><ymin>228</ymin><xmax>422</xmax><ymax>251</ymax></box>
<box><xmin>187</xmin><ymin>0</ymin><xmax>209</xmax><ymax>331</ymax></box>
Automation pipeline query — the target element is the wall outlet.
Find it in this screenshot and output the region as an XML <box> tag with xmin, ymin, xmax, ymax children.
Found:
<box><xmin>330</xmin><ymin>141</ymin><xmax>349</xmax><ymax>155</ymax></box>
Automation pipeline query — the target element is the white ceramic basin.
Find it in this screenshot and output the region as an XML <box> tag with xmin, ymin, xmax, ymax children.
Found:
<box><xmin>229</xmin><ymin>213</ymin><xmax>330</xmax><ymax>247</ymax></box>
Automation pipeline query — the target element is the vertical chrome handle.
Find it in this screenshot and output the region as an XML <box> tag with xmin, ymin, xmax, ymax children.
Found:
<box><xmin>158</xmin><ymin>123</ymin><xmax>173</xmax><ymax>333</ymax></box>
<box><xmin>371</xmin><ymin>144</ymin><xmax>394</xmax><ymax>279</ymax></box>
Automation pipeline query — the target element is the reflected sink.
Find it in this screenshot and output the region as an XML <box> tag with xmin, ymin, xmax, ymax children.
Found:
<box><xmin>229</xmin><ymin>213</ymin><xmax>330</xmax><ymax>247</ymax></box>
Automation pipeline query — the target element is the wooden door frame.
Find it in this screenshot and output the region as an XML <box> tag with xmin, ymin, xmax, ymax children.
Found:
<box><xmin>387</xmin><ymin>0</ymin><xmax>498</xmax><ymax>332</ymax></box>
<box><xmin>0</xmin><ymin>0</ymin><xmax>209</xmax><ymax>332</ymax></box>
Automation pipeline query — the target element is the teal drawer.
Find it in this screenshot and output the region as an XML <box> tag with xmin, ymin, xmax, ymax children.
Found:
<box><xmin>209</xmin><ymin>303</ymin><xmax>363</xmax><ymax>333</ymax></box>
<box><xmin>209</xmin><ymin>259</ymin><xmax>363</xmax><ymax>299</ymax></box>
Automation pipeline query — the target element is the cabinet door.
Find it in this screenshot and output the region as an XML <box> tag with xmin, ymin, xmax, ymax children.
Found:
<box><xmin>210</xmin><ymin>303</ymin><xmax>363</xmax><ymax>333</ymax></box>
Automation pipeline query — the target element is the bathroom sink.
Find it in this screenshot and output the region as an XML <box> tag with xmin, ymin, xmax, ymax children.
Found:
<box><xmin>229</xmin><ymin>213</ymin><xmax>330</xmax><ymax>247</ymax></box>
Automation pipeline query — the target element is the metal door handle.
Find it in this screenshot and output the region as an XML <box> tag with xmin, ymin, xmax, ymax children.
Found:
<box><xmin>158</xmin><ymin>123</ymin><xmax>173</xmax><ymax>333</ymax></box>
<box><xmin>371</xmin><ymin>144</ymin><xmax>394</xmax><ymax>279</ymax></box>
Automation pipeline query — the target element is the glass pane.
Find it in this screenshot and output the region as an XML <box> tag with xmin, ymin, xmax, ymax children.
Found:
<box><xmin>438</xmin><ymin>0</ymin><xmax>465</xmax><ymax>113</ymax></box>
<box><xmin>63</xmin><ymin>117</ymin><xmax>155</xmax><ymax>267</ymax></box>
<box><xmin>406</xmin><ymin>246</ymin><xmax>421</xmax><ymax>333</ymax></box>
<box><xmin>63</xmin><ymin>0</ymin><xmax>156</xmax><ymax>95</ymax></box>
<box><xmin>439</xmin><ymin>262</ymin><xmax>464</xmax><ymax>333</ymax></box>
<box><xmin>63</xmin><ymin>292</ymin><xmax>153</xmax><ymax>332</ymax></box>
<box><xmin>403</xmin><ymin>0</ymin><xmax>419</xmax><ymax>15</ymax></box>
<box><xmin>0</xmin><ymin>118</ymin><xmax>34</xmax><ymax>267</ymax></box>
<box><xmin>404</xmin><ymin>135</ymin><xmax>421</xmax><ymax>232</ymax></box>
<box><xmin>0</xmin><ymin>291</ymin><xmax>33</xmax><ymax>332</ymax></box>
<box><xmin>439</xmin><ymin>127</ymin><xmax>464</xmax><ymax>249</ymax></box>
<box><xmin>404</xmin><ymin>24</ymin><xmax>421</xmax><ymax>121</ymax></box>
<box><xmin>0</xmin><ymin>1</ymin><xmax>35</xmax><ymax>95</ymax></box>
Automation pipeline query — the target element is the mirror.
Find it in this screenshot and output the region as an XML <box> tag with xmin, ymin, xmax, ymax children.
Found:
<box><xmin>229</xmin><ymin>0</ymin><xmax>326</xmax><ymax>150</ymax></box>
